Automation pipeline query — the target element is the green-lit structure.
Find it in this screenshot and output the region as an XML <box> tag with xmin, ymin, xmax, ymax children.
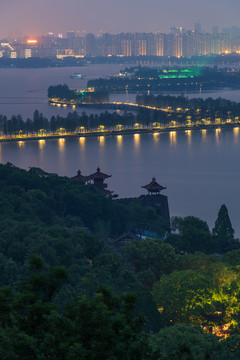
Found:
<box><xmin>158</xmin><ymin>68</ymin><xmax>201</xmax><ymax>79</ymax></box>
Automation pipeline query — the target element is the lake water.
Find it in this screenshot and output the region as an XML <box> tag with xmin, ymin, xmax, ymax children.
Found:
<box><xmin>1</xmin><ymin>128</ymin><xmax>240</xmax><ymax>236</ymax></box>
<box><xmin>0</xmin><ymin>65</ymin><xmax>240</xmax><ymax>235</ymax></box>
<box><xmin>1</xmin><ymin>65</ymin><xmax>240</xmax><ymax>119</ymax></box>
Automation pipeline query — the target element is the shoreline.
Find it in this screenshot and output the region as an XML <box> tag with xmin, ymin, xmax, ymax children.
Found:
<box><xmin>0</xmin><ymin>122</ymin><xmax>239</xmax><ymax>143</ymax></box>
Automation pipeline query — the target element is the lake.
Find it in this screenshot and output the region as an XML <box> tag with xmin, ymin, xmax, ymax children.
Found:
<box><xmin>1</xmin><ymin>65</ymin><xmax>240</xmax><ymax>119</ymax></box>
<box><xmin>0</xmin><ymin>65</ymin><xmax>240</xmax><ymax>235</ymax></box>
<box><xmin>1</xmin><ymin>128</ymin><xmax>240</xmax><ymax>236</ymax></box>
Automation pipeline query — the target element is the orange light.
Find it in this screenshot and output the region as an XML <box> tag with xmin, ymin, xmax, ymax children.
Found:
<box><xmin>27</xmin><ymin>39</ymin><xmax>38</xmax><ymax>44</ymax></box>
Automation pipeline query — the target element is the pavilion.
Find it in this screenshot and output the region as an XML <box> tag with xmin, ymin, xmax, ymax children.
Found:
<box><xmin>142</xmin><ymin>177</ymin><xmax>167</xmax><ymax>195</ymax></box>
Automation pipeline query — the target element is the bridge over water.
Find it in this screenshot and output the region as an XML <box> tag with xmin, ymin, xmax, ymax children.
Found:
<box><xmin>49</xmin><ymin>99</ymin><xmax>170</xmax><ymax>113</ymax></box>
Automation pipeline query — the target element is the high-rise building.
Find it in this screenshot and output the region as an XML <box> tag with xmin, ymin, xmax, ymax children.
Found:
<box><xmin>212</xmin><ymin>26</ymin><xmax>218</xmax><ymax>35</ymax></box>
<box><xmin>85</xmin><ymin>33</ymin><xmax>96</xmax><ymax>57</ymax></box>
<box><xmin>122</xmin><ymin>39</ymin><xmax>132</xmax><ymax>56</ymax></box>
<box><xmin>174</xmin><ymin>35</ymin><xmax>183</xmax><ymax>58</ymax></box>
<box><xmin>164</xmin><ymin>34</ymin><xmax>175</xmax><ymax>56</ymax></box>
<box><xmin>154</xmin><ymin>34</ymin><xmax>164</xmax><ymax>56</ymax></box>
<box><xmin>194</xmin><ymin>23</ymin><xmax>202</xmax><ymax>33</ymax></box>
<box><xmin>4</xmin><ymin>28</ymin><xmax>233</xmax><ymax>59</ymax></box>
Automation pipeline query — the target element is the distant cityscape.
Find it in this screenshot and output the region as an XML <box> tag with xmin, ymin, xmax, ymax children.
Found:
<box><xmin>1</xmin><ymin>24</ymin><xmax>240</xmax><ymax>59</ymax></box>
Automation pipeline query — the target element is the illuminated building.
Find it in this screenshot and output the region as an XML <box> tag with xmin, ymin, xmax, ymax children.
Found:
<box><xmin>10</xmin><ymin>52</ymin><xmax>17</xmax><ymax>58</ymax></box>
<box><xmin>135</xmin><ymin>39</ymin><xmax>147</xmax><ymax>56</ymax></box>
<box><xmin>122</xmin><ymin>39</ymin><xmax>132</xmax><ymax>56</ymax></box>
<box><xmin>155</xmin><ymin>34</ymin><xmax>164</xmax><ymax>56</ymax></box>
<box><xmin>25</xmin><ymin>49</ymin><xmax>31</xmax><ymax>58</ymax></box>
<box><xmin>1</xmin><ymin>28</ymin><xmax>233</xmax><ymax>59</ymax></box>
<box><xmin>174</xmin><ymin>35</ymin><xmax>183</xmax><ymax>58</ymax></box>
<box><xmin>158</xmin><ymin>68</ymin><xmax>201</xmax><ymax>79</ymax></box>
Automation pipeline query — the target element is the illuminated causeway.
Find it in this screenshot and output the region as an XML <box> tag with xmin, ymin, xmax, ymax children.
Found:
<box><xmin>0</xmin><ymin>121</ymin><xmax>240</xmax><ymax>144</ymax></box>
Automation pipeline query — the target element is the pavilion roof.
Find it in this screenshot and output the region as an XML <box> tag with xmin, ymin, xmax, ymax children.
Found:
<box><xmin>88</xmin><ymin>167</ymin><xmax>112</xmax><ymax>179</ymax></box>
<box><xmin>142</xmin><ymin>177</ymin><xmax>167</xmax><ymax>192</ymax></box>
<box><xmin>71</xmin><ymin>170</ymin><xmax>89</xmax><ymax>182</ymax></box>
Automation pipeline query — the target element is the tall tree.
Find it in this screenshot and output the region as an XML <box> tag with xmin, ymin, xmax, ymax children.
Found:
<box><xmin>212</xmin><ymin>205</ymin><xmax>235</xmax><ymax>252</ymax></box>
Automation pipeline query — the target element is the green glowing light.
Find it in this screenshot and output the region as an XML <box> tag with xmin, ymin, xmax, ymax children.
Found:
<box><xmin>158</xmin><ymin>68</ymin><xmax>201</xmax><ymax>79</ymax></box>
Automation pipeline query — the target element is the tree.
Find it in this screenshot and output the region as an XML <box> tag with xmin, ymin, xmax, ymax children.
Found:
<box><xmin>168</xmin><ymin>216</ymin><xmax>215</xmax><ymax>254</ymax></box>
<box><xmin>152</xmin><ymin>270</ymin><xmax>214</xmax><ymax>327</ymax></box>
<box><xmin>152</xmin><ymin>324</ymin><xmax>231</xmax><ymax>360</ymax></box>
<box><xmin>0</xmin><ymin>258</ymin><xmax>155</xmax><ymax>360</ymax></box>
<box><xmin>212</xmin><ymin>205</ymin><xmax>235</xmax><ymax>253</ymax></box>
<box><xmin>122</xmin><ymin>238</ymin><xmax>177</xmax><ymax>286</ymax></box>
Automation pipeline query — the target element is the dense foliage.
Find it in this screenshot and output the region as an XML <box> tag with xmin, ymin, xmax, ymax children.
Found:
<box><xmin>0</xmin><ymin>109</ymin><xmax>137</xmax><ymax>136</ymax></box>
<box><xmin>1</xmin><ymin>164</ymin><xmax>240</xmax><ymax>359</ymax></box>
<box><xmin>48</xmin><ymin>84</ymin><xmax>109</xmax><ymax>104</ymax></box>
<box><xmin>48</xmin><ymin>84</ymin><xmax>79</xmax><ymax>100</ymax></box>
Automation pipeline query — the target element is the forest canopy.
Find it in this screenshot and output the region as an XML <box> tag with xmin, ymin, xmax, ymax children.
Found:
<box><xmin>0</xmin><ymin>163</ymin><xmax>240</xmax><ymax>359</ymax></box>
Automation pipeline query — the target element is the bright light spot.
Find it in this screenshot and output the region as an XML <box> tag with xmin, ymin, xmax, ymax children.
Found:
<box><xmin>201</xmin><ymin>129</ymin><xmax>207</xmax><ymax>142</ymax></box>
<box><xmin>58</xmin><ymin>138</ymin><xmax>65</xmax><ymax>152</ymax></box>
<box><xmin>27</xmin><ymin>39</ymin><xmax>38</xmax><ymax>44</ymax></box>
<box><xmin>99</xmin><ymin>136</ymin><xmax>105</xmax><ymax>146</ymax></box>
<box><xmin>134</xmin><ymin>133</ymin><xmax>140</xmax><ymax>151</ymax></box>
<box><xmin>79</xmin><ymin>137</ymin><xmax>85</xmax><ymax>147</ymax></box>
<box><xmin>117</xmin><ymin>135</ymin><xmax>123</xmax><ymax>149</ymax></box>
<box><xmin>233</xmin><ymin>127</ymin><xmax>239</xmax><ymax>143</ymax></box>
<box><xmin>38</xmin><ymin>139</ymin><xmax>46</xmax><ymax>150</ymax></box>
<box><xmin>18</xmin><ymin>141</ymin><xmax>25</xmax><ymax>148</ymax></box>
<box><xmin>169</xmin><ymin>131</ymin><xmax>177</xmax><ymax>146</ymax></box>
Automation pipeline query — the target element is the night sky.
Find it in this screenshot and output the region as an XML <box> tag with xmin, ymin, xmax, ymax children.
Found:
<box><xmin>1</xmin><ymin>0</ymin><xmax>239</xmax><ymax>37</ymax></box>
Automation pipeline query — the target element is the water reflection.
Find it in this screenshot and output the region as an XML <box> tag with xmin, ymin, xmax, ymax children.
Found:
<box><xmin>153</xmin><ymin>132</ymin><xmax>160</xmax><ymax>144</ymax></box>
<box><xmin>185</xmin><ymin>130</ymin><xmax>192</xmax><ymax>145</ymax></box>
<box><xmin>79</xmin><ymin>137</ymin><xmax>86</xmax><ymax>148</ymax></box>
<box><xmin>233</xmin><ymin>127</ymin><xmax>239</xmax><ymax>143</ymax></box>
<box><xmin>117</xmin><ymin>135</ymin><xmax>123</xmax><ymax>150</ymax></box>
<box><xmin>201</xmin><ymin>129</ymin><xmax>207</xmax><ymax>142</ymax></box>
<box><xmin>38</xmin><ymin>139</ymin><xmax>46</xmax><ymax>150</ymax></box>
<box><xmin>58</xmin><ymin>138</ymin><xmax>65</xmax><ymax>152</ymax></box>
<box><xmin>18</xmin><ymin>141</ymin><xmax>25</xmax><ymax>148</ymax></box>
<box><xmin>169</xmin><ymin>131</ymin><xmax>177</xmax><ymax>146</ymax></box>
<box><xmin>134</xmin><ymin>133</ymin><xmax>140</xmax><ymax>152</ymax></box>
<box><xmin>99</xmin><ymin>136</ymin><xmax>105</xmax><ymax>147</ymax></box>
<box><xmin>215</xmin><ymin>128</ymin><xmax>221</xmax><ymax>145</ymax></box>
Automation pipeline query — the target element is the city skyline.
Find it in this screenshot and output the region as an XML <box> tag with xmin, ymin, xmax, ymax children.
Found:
<box><xmin>1</xmin><ymin>0</ymin><xmax>240</xmax><ymax>38</ymax></box>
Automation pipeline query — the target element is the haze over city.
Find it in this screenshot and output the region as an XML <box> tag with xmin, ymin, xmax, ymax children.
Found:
<box><xmin>1</xmin><ymin>0</ymin><xmax>240</xmax><ymax>37</ymax></box>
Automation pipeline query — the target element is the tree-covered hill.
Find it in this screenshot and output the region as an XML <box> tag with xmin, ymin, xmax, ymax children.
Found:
<box><xmin>1</xmin><ymin>163</ymin><xmax>240</xmax><ymax>358</ymax></box>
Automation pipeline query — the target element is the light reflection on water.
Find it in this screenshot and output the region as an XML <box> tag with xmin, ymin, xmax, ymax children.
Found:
<box><xmin>1</xmin><ymin>128</ymin><xmax>240</xmax><ymax>236</ymax></box>
<box><xmin>134</xmin><ymin>133</ymin><xmax>140</xmax><ymax>152</ymax></box>
<box><xmin>117</xmin><ymin>135</ymin><xmax>123</xmax><ymax>151</ymax></box>
<box><xmin>201</xmin><ymin>129</ymin><xmax>207</xmax><ymax>142</ymax></box>
<box><xmin>233</xmin><ymin>127</ymin><xmax>240</xmax><ymax>143</ymax></box>
<box><xmin>169</xmin><ymin>131</ymin><xmax>177</xmax><ymax>146</ymax></box>
<box><xmin>185</xmin><ymin>130</ymin><xmax>192</xmax><ymax>145</ymax></box>
<box><xmin>38</xmin><ymin>139</ymin><xmax>46</xmax><ymax>150</ymax></box>
<box><xmin>58</xmin><ymin>138</ymin><xmax>65</xmax><ymax>152</ymax></box>
<box><xmin>18</xmin><ymin>141</ymin><xmax>25</xmax><ymax>148</ymax></box>
<box><xmin>99</xmin><ymin>136</ymin><xmax>105</xmax><ymax>146</ymax></box>
<box><xmin>79</xmin><ymin>137</ymin><xmax>86</xmax><ymax>147</ymax></box>
<box><xmin>153</xmin><ymin>132</ymin><xmax>160</xmax><ymax>145</ymax></box>
<box><xmin>215</xmin><ymin>128</ymin><xmax>221</xmax><ymax>145</ymax></box>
